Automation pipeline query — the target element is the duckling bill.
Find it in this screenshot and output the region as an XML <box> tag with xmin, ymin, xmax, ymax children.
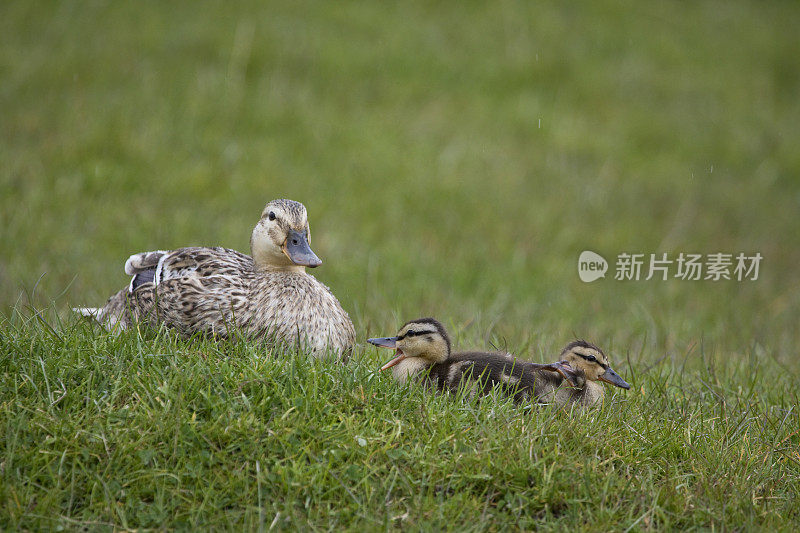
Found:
<box><xmin>369</xmin><ymin>318</ymin><xmax>630</xmax><ymax>407</ymax></box>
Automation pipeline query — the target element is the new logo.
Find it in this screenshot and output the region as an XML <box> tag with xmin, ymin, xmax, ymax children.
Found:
<box><xmin>578</xmin><ymin>251</ymin><xmax>608</xmax><ymax>282</ymax></box>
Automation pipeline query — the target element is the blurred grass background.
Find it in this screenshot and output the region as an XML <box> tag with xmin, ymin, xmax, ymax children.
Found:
<box><xmin>2</xmin><ymin>0</ymin><xmax>800</xmax><ymax>529</ymax></box>
<box><xmin>2</xmin><ymin>1</ymin><xmax>799</xmax><ymax>358</ymax></box>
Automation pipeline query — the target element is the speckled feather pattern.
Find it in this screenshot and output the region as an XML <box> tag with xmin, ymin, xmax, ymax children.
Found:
<box><xmin>82</xmin><ymin>199</ymin><xmax>355</xmax><ymax>359</ymax></box>
<box><xmin>122</xmin><ymin>247</ymin><xmax>355</xmax><ymax>357</ymax></box>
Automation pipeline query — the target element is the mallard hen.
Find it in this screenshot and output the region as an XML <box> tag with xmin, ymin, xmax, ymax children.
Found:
<box><xmin>74</xmin><ymin>199</ymin><xmax>355</xmax><ymax>358</ymax></box>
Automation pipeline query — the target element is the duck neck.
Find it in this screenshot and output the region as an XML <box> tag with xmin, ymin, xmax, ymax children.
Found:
<box><xmin>391</xmin><ymin>357</ymin><xmax>433</xmax><ymax>385</ymax></box>
<box><xmin>426</xmin><ymin>342</ymin><xmax>450</xmax><ymax>365</ymax></box>
<box><xmin>251</xmin><ymin>230</ymin><xmax>307</xmax><ymax>273</ymax></box>
<box><xmin>251</xmin><ymin>247</ymin><xmax>306</xmax><ymax>274</ymax></box>
<box><xmin>255</xmin><ymin>262</ymin><xmax>307</xmax><ymax>274</ymax></box>
<box><xmin>577</xmin><ymin>381</ymin><xmax>605</xmax><ymax>406</ymax></box>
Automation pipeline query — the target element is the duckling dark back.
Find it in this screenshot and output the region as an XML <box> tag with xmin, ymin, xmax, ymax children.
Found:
<box><xmin>369</xmin><ymin>318</ymin><xmax>627</xmax><ymax>407</ymax></box>
<box><xmin>426</xmin><ymin>352</ymin><xmax>573</xmax><ymax>403</ymax></box>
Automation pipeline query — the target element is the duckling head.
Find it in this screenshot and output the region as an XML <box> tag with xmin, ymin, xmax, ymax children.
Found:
<box><xmin>250</xmin><ymin>199</ymin><xmax>322</xmax><ymax>271</ymax></box>
<box><xmin>558</xmin><ymin>340</ymin><xmax>630</xmax><ymax>389</ymax></box>
<box><xmin>368</xmin><ymin>317</ymin><xmax>451</xmax><ymax>371</ymax></box>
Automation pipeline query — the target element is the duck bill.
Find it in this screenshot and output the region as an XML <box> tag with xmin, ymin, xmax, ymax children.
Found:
<box><xmin>532</xmin><ymin>361</ymin><xmax>580</xmax><ymax>387</ymax></box>
<box><xmin>368</xmin><ymin>336</ymin><xmax>398</xmax><ymax>349</ymax></box>
<box><xmin>553</xmin><ymin>361</ymin><xmax>581</xmax><ymax>387</ymax></box>
<box><xmin>282</xmin><ymin>229</ymin><xmax>322</xmax><ymax>267</ymax></box>
<box><xmin>379</xmin><ymin>351</ymin><xmax>406</xmax><ymax>371</ymax></box>
<box><xmin>367</xmin><ymin>336</ymin><xmax>405</xmax><ymax>371</ymax></box>
<box><xmin>598</xmin><ymin>367</ymin><xmax>631</xmax><ymax>389</ymax></box>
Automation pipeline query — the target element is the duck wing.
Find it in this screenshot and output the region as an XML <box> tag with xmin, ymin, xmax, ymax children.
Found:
<box><xmin>125</xmin><ymin>250</ymin><xmax>168</xmax><ymax>275</ymax></box>
<box><xmin>72</xmin><ymin>250</ymin><xmax>169</xmax><ymax>328</ymax></box>
<box><xmin>121</xmin><ymin>250</ymin><xmax>168</xmax><ymax>291</ymax></box>
<box><xmin>127</xmin><ymin>247</ymin><xmax>254</xmax><ymax>335</ymax></box>
<box><xmin>125</xmin><ymin>247</ymin><xmax>253</xmax><ymax>286</ymax></box>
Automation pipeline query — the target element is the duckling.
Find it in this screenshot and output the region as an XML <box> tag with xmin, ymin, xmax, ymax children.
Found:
<box><xmin>73</xmin><ymin>199</ymin><xmax>355</xmax><ymax>358</ymax></box>
<box><xmin>368</xmin><ymin>318</ymin><xmax>630</xmax><ymax>407</ymax></box>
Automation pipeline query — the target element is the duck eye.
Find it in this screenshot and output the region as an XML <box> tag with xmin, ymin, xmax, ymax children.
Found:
<box><xmin>268</xmin><ymin>212</ymin><xmax>276</xmax><ymax>221</ymax></box>
<box><xmin>405</xmin><ymin>330</ymin><xmax>415</xmax><ymax>338</ymax></box>
<box><xmin>587</xmin><ymin>355</ymin><xmax>597</xmax><ymax>363</ymax></box>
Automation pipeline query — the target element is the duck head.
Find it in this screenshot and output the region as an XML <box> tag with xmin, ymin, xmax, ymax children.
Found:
<box><xmin>369</xmin><ymin>317</ymin><xmax>451</xmax><ymax>370</ymax></box>
<box><xmin>250</xmin><ymin>199</ymin><xmax>322</xmax><ymax>271</ymax></box>
<box><xmin>557</xmin><ymin>340</ymin><xmax>630</xmax><ymax>390</ymax></box>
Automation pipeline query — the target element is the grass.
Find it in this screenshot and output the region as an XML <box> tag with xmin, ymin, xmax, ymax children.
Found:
<box><xmin>2</xmin><ymin>315</ymin><xmax>798</xmax><ymax>530</ymax></box>
<box><xmin>2</xmin><ymin>0</ymin><xmax>800</xmax><ymax>530</ymax></box>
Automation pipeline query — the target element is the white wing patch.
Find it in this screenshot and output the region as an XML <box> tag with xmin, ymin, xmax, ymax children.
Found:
<box><xmin>155</xmin><ymin>253</ymin><xmax>167</xmax><ymax>285</ymax></box>
<box><xmin>125</xmin><ymin>250</ymin><xmax>168</xmax><ymax>276</ymax></box>
<box><xmin>125</xmin><ymin>250</ymin><xmax>170</xmax><ymax>292</ymax></box>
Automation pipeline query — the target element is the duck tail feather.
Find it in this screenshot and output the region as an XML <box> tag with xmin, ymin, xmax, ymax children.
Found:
<box><xmin>72</xmin><ymin>307</ymin><xmax>101</xmax><ymax>318</ymax></box>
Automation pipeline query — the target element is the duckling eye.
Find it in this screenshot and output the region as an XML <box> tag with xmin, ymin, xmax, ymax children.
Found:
<box><xmin>405</xmin><ymin>330</ymin><xmax>416</xmax><ymax>338</ymax></box>
<box><xmin>268</xmin><ymin>212</ymin><xmax>276</xmax><ymax>221</ymax></box>
<box><xmin>586</xmin><ymin>355</ymin><xmax>597</xmax><ymax>363</ymax></box>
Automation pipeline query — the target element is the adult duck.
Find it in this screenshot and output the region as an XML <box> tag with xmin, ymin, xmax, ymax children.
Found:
<box><xmin>74</xmin><ymin>199</ymin><xmax>355</xmax><ymax>358</ymax></box>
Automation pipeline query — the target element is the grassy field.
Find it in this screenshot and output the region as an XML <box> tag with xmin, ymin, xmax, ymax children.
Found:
<box><xmin>2</xmin><ymin>0</ymin><xmax>800</xmax><ymax>530</ymax></box>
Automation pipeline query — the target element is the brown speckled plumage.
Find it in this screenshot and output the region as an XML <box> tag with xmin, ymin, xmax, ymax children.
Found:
<box><xmin>75</xmin><ymin>199</ymin><xmax>355</xmax><ymax>359</ymax></box>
